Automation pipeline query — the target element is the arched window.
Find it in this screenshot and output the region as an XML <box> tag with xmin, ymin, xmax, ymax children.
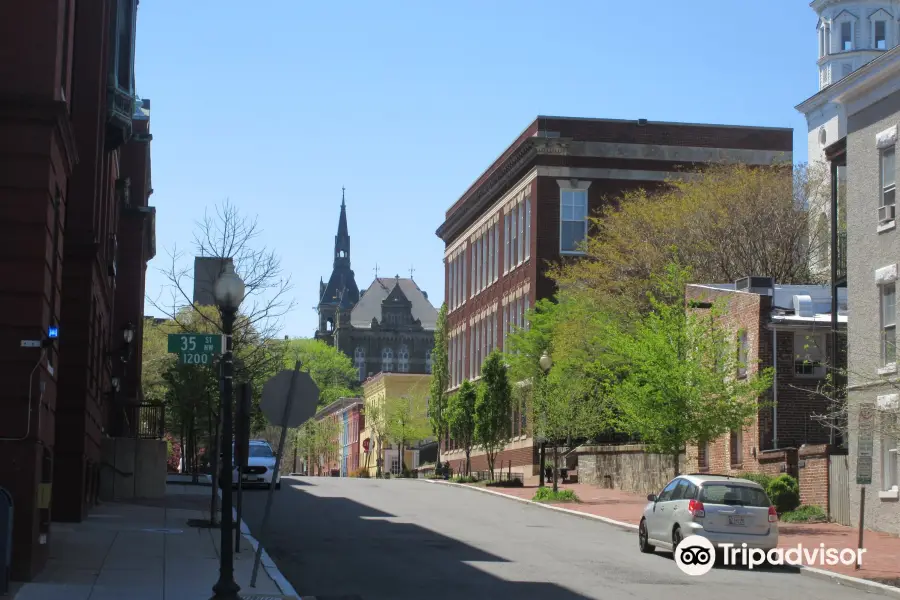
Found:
<box><xmin>382</xmin><ymin>347</ymin><xmax>394</xmax><ymax>372</ymax></box>
<box><xmin>398</xmin><ymin>344</ymin><xmax>409</xmax><ymax>373</ymax></box>
<box><xmin>354</xmin><ymin>347</ymin><xmax>366</xmax><ymax>382</ymax></box>
<box><xmin>425</xmin><ymin>350</ymin><xmax>432</xmax><ymax>374</ymax></box>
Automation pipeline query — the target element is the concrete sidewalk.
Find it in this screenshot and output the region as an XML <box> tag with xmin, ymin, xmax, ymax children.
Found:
<box><xmin>461</xmin><ymin>481</ymin><xmax>900</xmax><ymax>587</ymax></box>
<box><xmin>11</xmin><ymin>483</ymin><xmax>298</xmax><ymax>600</ymax></box>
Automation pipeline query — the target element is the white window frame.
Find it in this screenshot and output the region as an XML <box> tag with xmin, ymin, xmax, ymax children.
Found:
<box><xmin>517</xmin><ymin>199</ymin><xmax>525</xmax><ymax>264</ymax></box>
<box><xmin>558</xmin><ymin>183</ymin><xmax>590</xmax><ymax>255</ymax></box>
<box><xmin>840</xmin><ymin>19</ymin><xmax>854</xmax><ymax>51</ymax></box>
<box><xmin>493</xmin><ymin>223</ymin><xmax>499</xmax><ymax>281</ymax></box>
<box><xmin>525</xmin><ymin>191</ymin><xmax>531</xmax><ymax>261</ymax></box>
<box><xmin>874</xmin><ymin>19</ymin><xmax>887</xmax><ymax>49</ymax></box>
<box><xmin>354</xmin><ymin>346</ymin><xmax>366</xmax><ymax>382</ymax></box>
<box><xmin>883</xmin><ymin>282</ymin><xmax>897</xmax><ymax>369</ymax></box>
<box><xmin>510</xmin><ymin>202</ymin><xmax>518</xmax><ymax>268</ymax></box>
<box><xmin>481</xmin><ymin>232</ymin><xmax>487</xmax><ymax>290</ymax></box>
<box><xmin>486</xmin><ymin>228</ymin><xmax>493</xmax><ymax>285</ymax></box>
<box><xmin>881</xmin><ymin>416</ymin><xmax>898</xmax><ymax>493</ymax></box>
<box><xmin>882</xmin><ymin>145</ymin><xmax>895</xmax><ymax>209</ymax></box>
<box><xmin>470</xmin><ymin>243</ymin><xmax>476</xmax><ymax>298</ymax></box>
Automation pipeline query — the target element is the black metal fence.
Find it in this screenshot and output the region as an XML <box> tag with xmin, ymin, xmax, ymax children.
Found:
<box><xmin>123</xmin><ymin>403</ymin><xmax>166</xmax><ymax>439</ymax></box>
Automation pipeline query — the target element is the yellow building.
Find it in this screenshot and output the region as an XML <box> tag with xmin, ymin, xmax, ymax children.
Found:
<box><xmin>359</xmin><ymin>373</ymin><xmax>431</xmax><ymax>477</ymax></box>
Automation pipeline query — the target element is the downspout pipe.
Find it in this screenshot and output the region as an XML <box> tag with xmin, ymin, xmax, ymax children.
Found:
<box><xmin>771</xmin><ymin>281</ymin><xmax>778</xmax><ymax>450</ymax></box>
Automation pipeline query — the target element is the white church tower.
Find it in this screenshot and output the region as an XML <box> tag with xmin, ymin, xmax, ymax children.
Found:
<box><xmin>814</xmin><ymin>0</ymin><xmax>900</xmax><ymax>91</ymax></box>
<box><xmin>800</xmin><ymin>1</ymin><xmax>900</xmax><ymax>275</ymax></box>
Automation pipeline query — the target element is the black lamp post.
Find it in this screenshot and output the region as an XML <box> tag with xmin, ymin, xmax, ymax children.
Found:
<box><xmin>211</xmin><ymin>262</ymin><xmax>245</xmax><ymax>600</ymax></box>
<box><xmin>538</xmin><ymin>351</ymin><xmax>552</xmax><ymax>487</ymax></box>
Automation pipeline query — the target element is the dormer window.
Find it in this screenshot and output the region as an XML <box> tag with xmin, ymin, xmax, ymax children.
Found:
<box><xmin>841</xmin><ymin>21</ymin><xmax>853</xmax><ymax>51</ymax></box>
<box><xmin>875</xmin><ymin>20</ymin><xmax>887</xmax><ymax>49</ymax></box>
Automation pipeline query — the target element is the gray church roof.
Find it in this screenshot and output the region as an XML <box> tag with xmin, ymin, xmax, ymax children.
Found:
<box><xmin>350</xmin><ymin>277</ymin><xmax>438</xmax><ymax>329</ymax></box>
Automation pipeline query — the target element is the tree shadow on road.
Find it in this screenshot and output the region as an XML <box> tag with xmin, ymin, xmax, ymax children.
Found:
<box><xmin>242</xmin><ymin>482</ymin><xmax>595</xmax><ymax>600</ymax></box>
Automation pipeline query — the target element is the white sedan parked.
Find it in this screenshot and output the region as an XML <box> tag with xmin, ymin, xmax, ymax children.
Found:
<box><xmin>638</xmin><ymin>474</ymin><xmax>778</xmax><ymax>555</ymax></box>
<box><xmin>232</xmin><ymin>439</ymin><xmax>282</xmax><ymax>490</ymax></box>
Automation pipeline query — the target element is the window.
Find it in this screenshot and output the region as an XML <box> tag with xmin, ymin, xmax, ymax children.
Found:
<box><xmin>657</xmin><ymin>479</ymin><xmax>679</xmax><ymax>502</ymax></box>
<box><xmin>470</xmin><ymin>327</ymin><xmax>475</xmax><ymax>378</ymax></box>
<box><xmin>737</xmin><ymin>330</ymin><xmax>748</xmax><ymax>378</ymax></box>
<box><xmin>524</xmin><ymin>297</ymin><xmax>530</xmax><ymax>329</ymax></box>
<box><xmin>525</xmin><ymin>191</ymin><xmax>531</xmax><ymax>261</ymax></box>
<box><xmin>794</xmin><ymin>333</ymin><xmax>825</xmax><ymax>377</ymax></box>
<box><xmin>487</xmin><ymin>228</ymin><xmax>493</xmax><ymax>285</ymax></box>
<box><xmin>354</xmin><ymin>347</ymin><xmax>366</xmax><ymax>381</ymax></box>
<box><xmin>730</xmin><ymin>429</ymin><xmax>743</xmax><ymax>466</ymax></box>
<box><xmin>448</xmin><ymin>259</ymin><xmax>454</xmax><ymax>310</ymax></box>
<box><xmin>560</xmin><ymin>189</ymin><xmax>588</xmax><ymax>253</ymax></box>
<box><xmin>841</xmin><ymin>21</ymin><xmax>852</xmax><ymax>51</ymax></box>
<box><xmin>381</xmin><ymin>347</ymin><xmax>394</xmax><ymax>372</ymax></box>
<box><xmin>882</xmin><ymin>412</ymin><xmax>898</xmax><ymax>491</ymax></box>
<box><xmin>488</xmin><ymin>314</ymin><xmax>494</xmax><ymax>354</ymax></box>
<box><xmin>398</xmin><ymin>344</ymin><xmax>409</xmax><ymax>373</ymax></box>
<box><xmin>510</xmin><ymin>204</ymin><xmax>518</xmax><ymax>267</ymax></box>
<box><xmin>883</xmin><ymin>283</ymin><xmax>896</xmax><ymax>366</ymax></box>
<box><xmin>503</xmin><ymin>304</ymin><xmax>509</xmax><ymax>351</ymax></box>
<box><xmin>471</xmin><ymin>243</ymin><xmax>476</xmax><ymax>297</ymax></box>
<box><xmin>425</xmin><ymin>350</ymin><xmax>432</xmax><ymax>374</ymax></box>
<box><xmin>875</xmin><ymin>20</ymin><xmax>887</xmax><ymax>49</ymax></box>
<box><xmin>493</xmin><ymin>224</ymin><xmax>499</xmax><ymax>281</ymax></box>
<box><xmin>517</xmin><ymin>199</ymin><xmax>525</xmax><ymax>262</ymax></box>
<box><xmin>882</xmin><ymin>146</ymin><xmax>895</xmax><ymax>208</ymax></box>
<box><xmin>481</xmin><ymin>233</ymin><xmax>486</xmax><ymax>290</ymax></box>
<box><xmin>698</xmin><ymin>440</ymin><xmax>709</xmax><ymax>471</ymax></box>
<box><xmin>504</xmin><ymin>213</ymin><xmax>510</xmax><ymax>273</ymax></box>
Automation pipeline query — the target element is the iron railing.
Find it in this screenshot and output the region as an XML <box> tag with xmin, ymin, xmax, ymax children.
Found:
<box><xmin>123</xmin><ymin>403</ymin><xmax>166</xmax><ymax>439</ymax></box>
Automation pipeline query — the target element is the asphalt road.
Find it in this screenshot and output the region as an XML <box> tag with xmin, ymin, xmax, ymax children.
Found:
<box><xmin>239</xmin><ymin>477</ymin><xmax>881</xmax><ymax>600</ymax></box>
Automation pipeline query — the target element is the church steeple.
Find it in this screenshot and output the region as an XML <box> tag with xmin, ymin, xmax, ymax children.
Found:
<box><xmin>335</xmin><ymin>187</ymin><xmax>350</xmax><ymax>268</ymax></box>
<box><xmin>315</xmin><ymin>189</ymin><xmax>360</xmax><ymax>341</ymax></box>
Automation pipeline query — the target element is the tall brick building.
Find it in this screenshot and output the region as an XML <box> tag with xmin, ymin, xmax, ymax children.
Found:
<box><xmin>434</xmin><ymin>115</ymin><xmax>793</xmax><ymax>480</ymax></box>
<box><xmin>0</xmin><ymin>0</ymin><xmax>155</xmax><ymax>579</ymax></box>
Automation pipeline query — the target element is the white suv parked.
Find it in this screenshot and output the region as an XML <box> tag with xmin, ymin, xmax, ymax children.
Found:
<box><xmin>639</xmin><ymin>474</ymin><xmax>778</xmax><ymax>555</ymax></box>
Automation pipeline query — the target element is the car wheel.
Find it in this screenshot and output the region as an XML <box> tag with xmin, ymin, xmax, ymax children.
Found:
<box><xmin>639</xmin><ymin>519</ymin><xmax>655</xmax><ymax>554</ymax></box>
<box><xmin>672</xmin><ymin>526</ymin><xmax>683</xmax><ymax>551</ymax></box>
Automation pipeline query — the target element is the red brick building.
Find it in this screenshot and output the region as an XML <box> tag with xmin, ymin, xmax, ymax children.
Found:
<box><xmin>0</xmin><ymin>0</ymin><xmax>154</xmax><ymax>579</ymax></box>
<box><xmin>435</xmin><ymin>116</ymin><xmax>793</xmax><ymax>480</ymax></box>
<box><xmin>684</xmin><ymin>280</ymin><xmax>846</xmax><ymax>478</ymax></box>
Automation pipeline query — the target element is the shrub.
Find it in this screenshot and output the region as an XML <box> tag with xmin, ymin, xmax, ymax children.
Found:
<box><xmin>736</xmin><ymin>472</ymin><xmax>773</xmax><ymax>491</ymax></box>
<box><xmin>451</xmin><ymin>475</ymin><xmax>478</xmax><ymax>484</ymax></box>
<box><xmin>766</xmin><ymin>474</ymin><xmax>801</xmax><ymax>513</ymax></box>
<box><xmin>780</xmin><ymin>505</ymin><xmax>826</xmax><ymax>523</ymax></box>
<box><xmin>352</xmin><ymin>468</ymin><xmax>370</xmax><ymax>478</ymax></box>
<box><xmin>487</xmin><ymin>478</ymin><xmax>523</xmax><ymax>488</ymax></box>
<box><xmin>532</xmin><ymin>487</ymin><xmax>579</xmax><ymax>503</ymax></box>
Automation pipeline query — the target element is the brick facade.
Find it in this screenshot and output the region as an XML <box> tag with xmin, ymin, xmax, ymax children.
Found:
<box><xmin>798</xmin><ymin>443</ymin><xmax>833</xmax><ymax>509</ymax></box>
<box><xmin>0</xmin><ymin>0</ymin><xmax>152</xmax><ymax>579</ymax></box>
<box><xmin>437</xmin><ymin>116</ymin><xmax>792</xmax><ymax>470</ymax></box>
<box><xmin>684</xmin><ymin>285</ymin><xmax>836</xmax><ymax>484</ymax></box>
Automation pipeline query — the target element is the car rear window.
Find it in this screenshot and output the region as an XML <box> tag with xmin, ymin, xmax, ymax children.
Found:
<box><xmin>699</xmin><ymin>483</ymin><xmax>770</xmax><ymax>507</ymax></box>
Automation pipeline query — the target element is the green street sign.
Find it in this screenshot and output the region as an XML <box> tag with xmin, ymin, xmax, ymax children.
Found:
<box><xmin>167</xmin><ymin>333</ymin><xmax>224</xmax><ymax>365</ymax></box>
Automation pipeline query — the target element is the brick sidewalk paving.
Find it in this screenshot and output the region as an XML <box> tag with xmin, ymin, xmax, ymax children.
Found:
<box><xmin>476</xmin><ymin>482</ymin><xmax>900</xmax><ymax>585</ymax></box>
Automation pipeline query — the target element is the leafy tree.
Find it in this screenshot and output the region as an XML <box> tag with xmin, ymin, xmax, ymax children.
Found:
<box><xmin>296</xmin><ymin>418</ymin><xmax>340</xmax><ymax>475</ymax></box>
<box><xmin>447</xmin><ymin>380</ymin><xmax>477</xmax><ymax>476</ymax></box>
<box><xmin>363</xmin><ymin>399</ymin><xmax>388</xmax><ymax>477</ymax></box>
<box><xmin>474</xmin><ymin>352</ymin><xmax>512</xmax><ymax>479</ymax></box>
<box><xmin>428</xmin><ymin>303</ymin><xmax>450</xmax><ymax>465</ymax></box>
<box><xmin>384</xmin><ymin>387</ymin><xmax>431</xmax><ymax>475</ymax></box>
<box><xmin>550</xmin><ymin>163</ymin><xmax>829</xmax><ymax>315</ymax></box>
<box><xmin>602</xmin><ymin>263</ymin><xmax>774</xmax><ymax>475</ymax></box>
<box><xmin>281</xmin><ymin>338</ymin><xmax>359</xmax><ymax>407</ymax></box>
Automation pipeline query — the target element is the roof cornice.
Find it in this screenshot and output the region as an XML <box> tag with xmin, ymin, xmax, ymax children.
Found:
<box><xmin>796</xmin><ymin>46</ymin><xmax>900</xmax><ymax>114</ymax></box>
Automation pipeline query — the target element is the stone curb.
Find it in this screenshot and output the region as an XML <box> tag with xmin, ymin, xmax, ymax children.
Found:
<box><xmin>422</xmin><ymin>479</ymin><xmax>900</xmax><ymax>597</ymax></box>
<box><xmin>215</xmin><ymin>484</ymin><xmax>301</xmax><ymax>599</ymax></box>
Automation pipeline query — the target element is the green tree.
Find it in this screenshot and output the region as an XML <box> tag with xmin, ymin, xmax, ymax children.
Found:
<box><xmin>474</xmin><ymin>352</ymin><xmax>512</xmax><ymax>480</ymax></box>
<box><xmin>281</xmin><ymin>338</ymin><xmax>359</xmax><ymax>407</ymax></box>
<box><xmin>385</xmin><ymin>388</ymin><xmax>431</xmax><ymax>475</ymax></box>
<box><xmin>428</xmin><ymin>303</ymin><xmax>450</xmax><ymax>466</ymax></box>
<box><xmin>363</xmin><ymin>400</ymin><xmax>388</xmax><ymax>477</ymax></box>
<box><xmin>603</xmin><ymin>263</ymin><xmax>774</xmax><ymax>475</ymax></box>
<box><xmin>447</xmin><ymin>380</ymin><xmax>477</xmax><ymax>476</ymax></box>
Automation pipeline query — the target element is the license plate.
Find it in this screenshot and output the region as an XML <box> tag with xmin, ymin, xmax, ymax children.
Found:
<box><xmin>729</xmin><ymin>515</ymin><xmax>745</xmax><ymax>526</ymax></box>
<box><xmin>243</xmin><ymin>476</ymin><xmax>260</xmax><ymax>482</ymax></box>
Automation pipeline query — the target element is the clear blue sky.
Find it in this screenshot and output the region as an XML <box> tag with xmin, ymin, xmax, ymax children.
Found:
<box><xmin>136</xmin><ymin>0</ymin><xmax>818</xmax><ymax>337</ymax></box>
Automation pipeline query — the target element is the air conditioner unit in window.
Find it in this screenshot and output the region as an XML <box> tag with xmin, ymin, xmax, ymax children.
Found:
<box><xmin>879</xmin><ymin>204</ymin><xmax>896</xmax><ymax>223</ymax></box>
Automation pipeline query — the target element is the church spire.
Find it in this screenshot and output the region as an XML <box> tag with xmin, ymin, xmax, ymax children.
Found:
<box><xmin>334</xmin><ymin>187</ymin><xmax>350</xmax><ymax>267</ymax></box>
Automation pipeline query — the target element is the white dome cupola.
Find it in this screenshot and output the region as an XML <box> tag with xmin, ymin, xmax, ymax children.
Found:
<box><xmin>813</xmin><ymin>0</ymin><xmax>900</xmax><ymax>89</ymax></box>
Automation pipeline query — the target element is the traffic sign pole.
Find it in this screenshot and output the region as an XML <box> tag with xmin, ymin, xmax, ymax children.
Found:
<box><xmin>250</xmin><ymin>361</ymin><xmax>300</xmax><ymax>588</ymax></box>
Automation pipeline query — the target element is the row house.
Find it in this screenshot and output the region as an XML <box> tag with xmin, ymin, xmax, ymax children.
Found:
<box><xmin>312</xmin><ymin>397</ymin><xmax>364</xmax><ymax>477</ymax></box>
<box><xmin>435</xmin><ymin>115</ymin><xmax>793</xmax><ymax>481</ymax></box>
<box><xmin>683</xmin><ymin>280</ymin><xmax>847</xmax><ymax>510</ymax></box>
<box><xmin>798</xmin><ymin>43</ymin><xmax>900</xmax><ymax>535</ymax></box>
<box><xmin>0</xmin><ymin>0</ymin><xmax>156</xmax><ymax>579</ymax></box>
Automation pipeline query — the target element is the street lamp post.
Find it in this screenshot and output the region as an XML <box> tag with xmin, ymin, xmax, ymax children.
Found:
<box><xmin>538</xmin><ymin>351</ymin><xmax>552</xmax><ymax>487</ymax></box>
<box><xmin>211</xmin><ymin>263</ymin><xmax>245</xmax><ymax>600</ymax></box>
